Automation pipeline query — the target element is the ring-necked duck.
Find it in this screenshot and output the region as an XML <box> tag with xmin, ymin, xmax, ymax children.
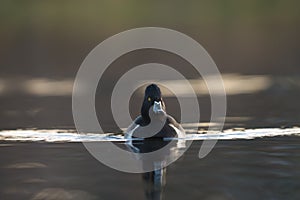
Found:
<box><xmin>126</xmin><ymin>84</ymin><xmax>185</xmax><ymax>139</ymax></box>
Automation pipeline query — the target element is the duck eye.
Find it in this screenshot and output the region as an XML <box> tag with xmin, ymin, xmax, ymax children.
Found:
<box><xmin>147</xmin><ymin>97</ymin><xmax>151</xmax><ymax>102</ymax></box>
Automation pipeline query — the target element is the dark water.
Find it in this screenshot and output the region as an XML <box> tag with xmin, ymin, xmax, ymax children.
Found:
<box><xmin>1</xmin><ymin>136</ymin><xmax>300</xmax><ymax>200</ymax></box>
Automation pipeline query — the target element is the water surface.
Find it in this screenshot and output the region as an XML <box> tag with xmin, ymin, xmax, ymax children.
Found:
<box><xmin>0</xmin><ymin>129</ymin><xmax>300</xmax><ymax>200</ymax></box>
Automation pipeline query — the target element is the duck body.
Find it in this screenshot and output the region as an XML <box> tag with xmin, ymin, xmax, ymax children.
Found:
<box><xmin>126</xmin><ymin>84</ymin><xmax>185</xmax><ymax>139</ymax></box>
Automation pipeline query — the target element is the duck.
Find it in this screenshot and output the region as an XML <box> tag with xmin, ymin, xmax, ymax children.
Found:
<box><xmin>125</xmin><ymin>84</ymin><xmax>185</xmax><ymax>139</ymax></box>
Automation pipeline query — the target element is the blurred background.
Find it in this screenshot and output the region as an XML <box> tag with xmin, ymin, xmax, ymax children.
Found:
<box><xmin>1</xmin><ymin>0</ymin><xmax>300</xmax><ymax>131</ymax></box>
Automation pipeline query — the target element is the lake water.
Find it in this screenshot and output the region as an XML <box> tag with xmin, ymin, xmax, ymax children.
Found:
<box><xmin>1</xmin><ymin>76</ymin><xmax>299</xmax><ymax>200</ymax></box>
<box><xmin>0</xmin><ymin>128</ymin><xmax>300</xmax><ymax>200</ymax></box>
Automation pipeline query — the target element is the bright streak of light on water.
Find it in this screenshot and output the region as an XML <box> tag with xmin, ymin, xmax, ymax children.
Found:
<box><xmin>0</xmin><ymin>127</ymin><xmax>299</xmax><ymax>142</ymax></box>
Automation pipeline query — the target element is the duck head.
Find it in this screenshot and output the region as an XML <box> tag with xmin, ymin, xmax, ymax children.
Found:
<box><xmin>141</xmin><ymin>84</ymin><xmax>166</xmax><ymax>123</ymax></box>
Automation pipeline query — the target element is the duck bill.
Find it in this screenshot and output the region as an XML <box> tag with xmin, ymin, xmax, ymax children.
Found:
<box><xmin>153</xmin><ymin>101</ymin><xmax>164</xmax><ymax>114</ymax></box>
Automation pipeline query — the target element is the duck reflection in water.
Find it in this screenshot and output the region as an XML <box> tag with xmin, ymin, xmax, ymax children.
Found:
<box><xmin>126</xmin><ymin>139</ymin><xmax>186</xmax><ymax>200</ymax></box>
<box><xmin>125</xmin><ymin>84</ymin><xmax>186</xmax><ymax>200</ymax></box>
